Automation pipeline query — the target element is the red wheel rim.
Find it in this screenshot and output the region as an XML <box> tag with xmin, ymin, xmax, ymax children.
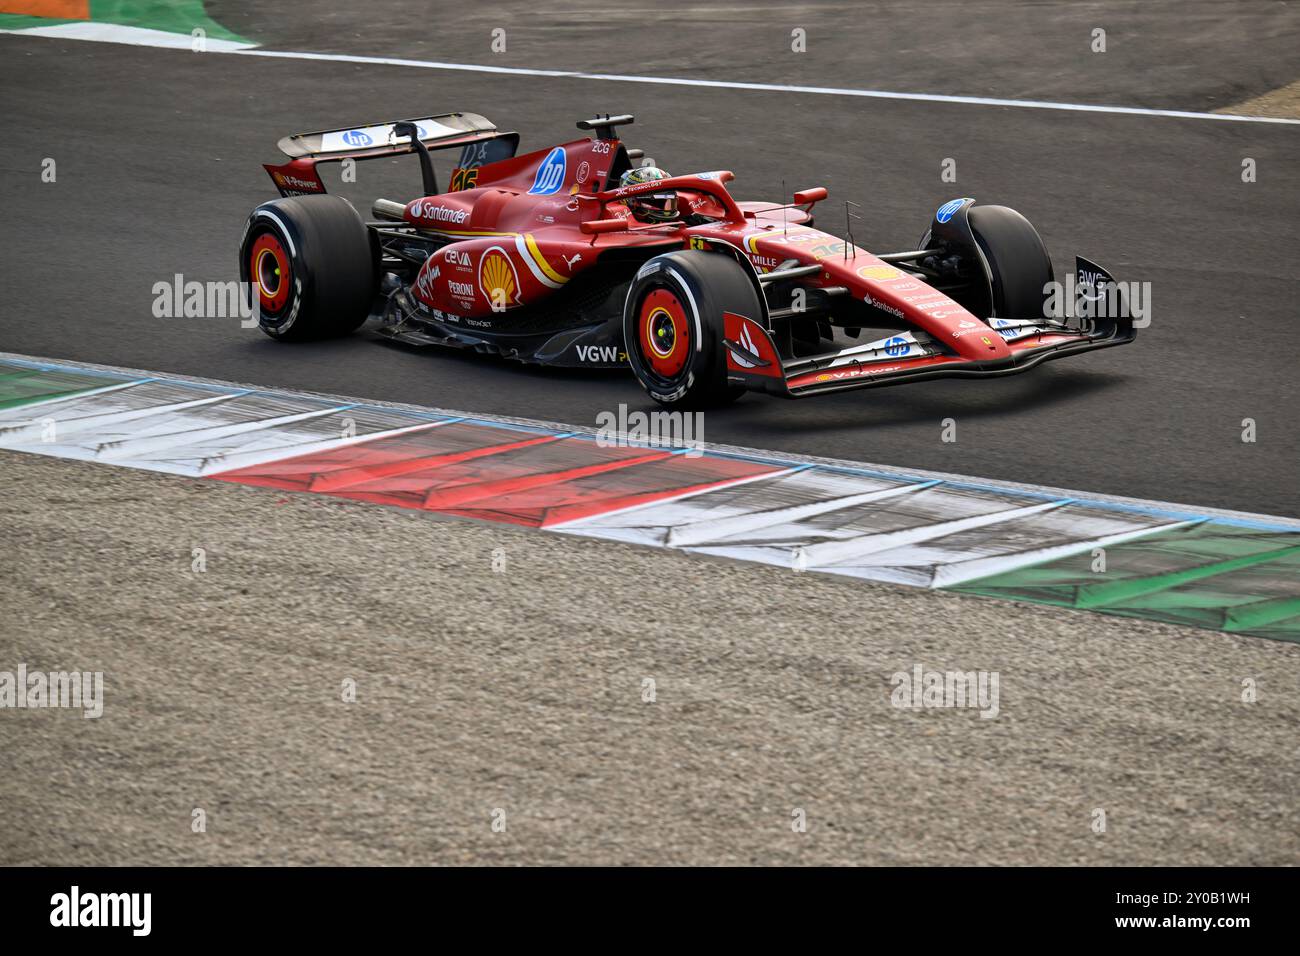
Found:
<box><xmin>639</xmin><ymin>288</ymin><xmax>690</xmax><ymax>379</ymax></box>
<box><xmin>249</xmin><ymin>232</ymin><xmax>290</xmax><ymax>314</ymax></box>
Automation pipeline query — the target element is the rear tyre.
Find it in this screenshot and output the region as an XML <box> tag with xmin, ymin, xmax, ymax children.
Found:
<box><xmin>623</xmin><ymin>251</ymin><xmax>754</xmax><ymax>409</ymax></box>
<box><xmin>966</xmin><ymin>205</ymin><xmax>1055</xmax><ymax>319</ymax></box>
<box><xmin>239</xmin><ymin>195</ymin><xmax>378</xmax><ymax>341</ymax></box>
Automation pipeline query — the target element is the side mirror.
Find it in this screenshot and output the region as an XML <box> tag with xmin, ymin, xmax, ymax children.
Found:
<box><xmin>793</xmin><ymin>186</ymin><xmax>828</xmax><ymax>205</ymax></box>
<box><xmin>580</xmin><ymin>218</ymin><xmax>631</xmax><ymax>235</ymax></box>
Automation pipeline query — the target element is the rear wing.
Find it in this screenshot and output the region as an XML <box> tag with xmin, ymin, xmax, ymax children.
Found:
<box><xmin>276</xmin><ymin>111</ymin><xmax>497</xmax><ymax>158</ymax></box>
<box><xmin>264</xmin><ymin>111</ymin><xmax>519</xmax><ymax>197</ymax></box>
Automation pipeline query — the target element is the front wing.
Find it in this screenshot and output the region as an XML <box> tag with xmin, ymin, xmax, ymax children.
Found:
<box><xmin>773</xmin><ymin>318</ymin><xmax>1134</xmax><ymax>398</ymax></box>
<box><xmin>724</xmin><ymin>310</ymin><xmax>1136</xmax><ymax>399</ymax></box>
<box><xmin>726</xmin><ymin>256</ymin><xmax>1138</xmax><ymax>398</ymax></box>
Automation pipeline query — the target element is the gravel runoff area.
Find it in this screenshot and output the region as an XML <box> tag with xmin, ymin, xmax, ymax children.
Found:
<box><xmin>1</xmin><ymin>449</ymin><xmax>1296</xmax><ymax>866</ymax></box>
<box><xmin>1221</xmin><ymin>78</ymin><xmax>1300</xmax><ymax>119</ymax></box>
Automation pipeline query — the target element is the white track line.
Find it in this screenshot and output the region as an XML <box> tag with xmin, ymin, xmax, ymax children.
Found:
<box><xmin>227</xmin><ymin>50</ymin><xmax>1300</xmax><ymax>127</ymax></box>
<box><xmin>799</xmin><ymin>499</ymin><xmax>1071</xmax><ymax>567</ymax></box>
<box><xmin>3</xmin><ymin>25</ymin><xmax>1298</xmax><ymax>127</ymax></box>
<box><xmin>930</xmin><ymin>519</ymin><xmax>1202</xmax><ymax>589</ymax></box>
<box><xmin>664</xmin><ymin>480</ymin><xmax>937</xmax><ymax>548</ymax></box>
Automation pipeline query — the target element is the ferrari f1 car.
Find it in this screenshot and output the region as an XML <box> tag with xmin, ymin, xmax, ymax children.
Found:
<box><xmin>240</xmin><ymin>112</ymin><xmax>1135</xmax><ymax>407</ymax></box>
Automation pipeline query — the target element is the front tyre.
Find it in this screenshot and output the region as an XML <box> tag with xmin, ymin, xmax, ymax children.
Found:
<box><xmin>966</xmin><ymin>205</ymin><xmax>1055</xmax><ymax>319</ymax></box>
<box><xmin>623</xmin><ymin>250</ymin><xmax>755</xmax><ymax>409</ymax></box>
<box><xmin>238</xmin><ymin>195</ymin><xmax>378</xmax><ymax>341</ymax></box>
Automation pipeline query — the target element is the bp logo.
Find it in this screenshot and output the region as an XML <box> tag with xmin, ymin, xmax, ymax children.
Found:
<box><xmin>528</xmin><ymin>147</ymin><xmax>567</xmax><ymax>195</ymax></box>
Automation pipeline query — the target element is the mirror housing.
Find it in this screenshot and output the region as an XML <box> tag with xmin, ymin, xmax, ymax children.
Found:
<box><xmin>793</xmin><ymin>186</ymin><xmax>828</xmax><ymax>205</ymax></box>
<box><xmin>580</xmin><ymin>217</ymin><xmax>631</xmax><ymax>235</ymax></box>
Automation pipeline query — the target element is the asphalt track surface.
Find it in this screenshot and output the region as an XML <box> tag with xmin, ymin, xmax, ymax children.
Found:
<box><xmin>214</xmin><ymin>0</ymin><xmax>1300</xmax><ymax>113</ymax></box>
<box><xmin>1</xmin><ymin>6</ymin><xmax>1297</xmax><ymax>517</ymax></box>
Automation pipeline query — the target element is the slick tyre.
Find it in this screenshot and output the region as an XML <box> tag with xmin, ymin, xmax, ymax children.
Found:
<box><xmin>239</xmin><ymin>195</ymin><xmax>378</xmax><ymax>341</ymax></box>
<box><xmin>966</xmin><ymin>205</ymin><xmax>1055</xmax><ymax>319</ymax></box>
<box><xmin>623</xmin><ymin>250</ymin><xmax>754</xmax><ymax>409</ymax></box>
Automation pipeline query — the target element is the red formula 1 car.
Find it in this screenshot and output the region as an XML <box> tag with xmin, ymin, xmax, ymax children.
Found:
<box><xmin>239</xmin><ymin>112</ymin><xmax>1135</xmax><ymax>407</ymax></box>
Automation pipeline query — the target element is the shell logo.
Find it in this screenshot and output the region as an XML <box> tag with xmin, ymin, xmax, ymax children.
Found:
<box><xmin>478</xmin><ymin>247</ymin><xmax>521</xmax><ymax>308</ymax></box>
<box><xmin>857</xmin><ymin>265</ymin><xmax>903</xmax><ymax>281</ymax></box>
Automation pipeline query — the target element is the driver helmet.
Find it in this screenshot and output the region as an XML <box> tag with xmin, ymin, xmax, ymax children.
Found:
<box><xmin>619</xmin><ymin>166</ymin><xmax>677</xmax><ymax>222</ymax></box>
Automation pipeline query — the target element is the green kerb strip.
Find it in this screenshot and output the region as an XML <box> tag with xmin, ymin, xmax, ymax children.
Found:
<box><xmin>0</xmin><ymin>1</ymin><xmax>250</xmax><ymax>44</ymax></box>
<box><xmin>91</xmin><ymin>0</ymin><xmax>248</xmax><ymax>43</ymax></box>
<box><xmin>949</xmin><ymin>523</ymin><xmax>1300</xmax><ymax>642</ymax></box>
<box><xmin>0</xmin><ymin>366</ymin><xmax>138</xmax><ymax>410</ymax></box>
<box><xmin>1225</xmin><ymin>596</ymin><xmax>1300</xmax><ymax>633</ymax></box>
<box><xmin>0</xmin><ymin>15</ymin><xmax>75</xmax><ymax>30</ymax></box>
<box><xmin>1074</xmin><ymin>544</ymin><xmax>1300</xmax><ymax>609</ymax></box>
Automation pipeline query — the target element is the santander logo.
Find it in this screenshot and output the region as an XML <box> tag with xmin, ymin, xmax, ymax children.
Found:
<box><xmin>731</xmin><ymin>322</ymin><xmax>761</xmax><ymax>368</ymax></box>
<box><xmin>725</xmin><ymin>314</ymin><xmax>778</xmax><ymax>376</ymax></box>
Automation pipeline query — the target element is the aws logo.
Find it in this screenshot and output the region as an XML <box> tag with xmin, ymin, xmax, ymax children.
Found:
<box><xmin>478</xmin><ymin>247</ymin><xmax>522</xmax><ymax>310</ymax></box>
